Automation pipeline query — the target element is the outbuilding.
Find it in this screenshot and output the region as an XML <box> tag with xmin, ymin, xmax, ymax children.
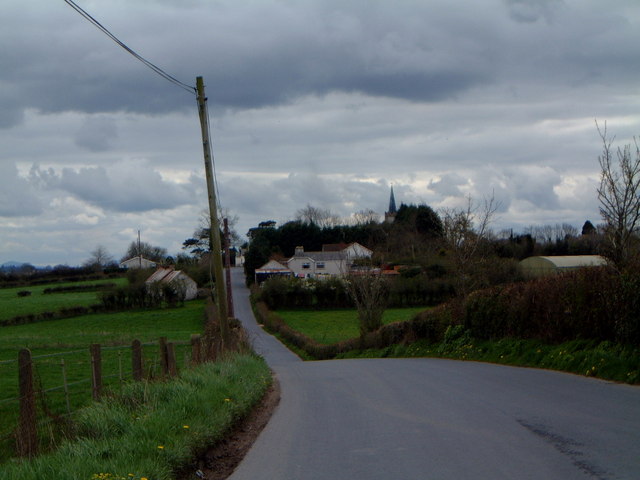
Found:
<box><xmin>519</xmin><ymin>255</ymin><xmax>608</xmax><ymax>278</ymax></box>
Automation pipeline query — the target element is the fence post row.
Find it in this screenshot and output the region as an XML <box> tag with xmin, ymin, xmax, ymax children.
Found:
<box><xmin>12</xmin><ymin>335</ymin><xmax>201</xmax><ymax>460</ymax></box>
<box><xmin>17</xmin><ymin>348</ymin><xmax>37</xmax><ymax>458</ymax></box>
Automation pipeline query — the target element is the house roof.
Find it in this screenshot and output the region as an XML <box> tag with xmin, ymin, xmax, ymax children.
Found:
<box><xmin>290</xmin><ymin>251</ymin><xmax>346</xmax><ymax>262</ymax></box>
<box><xmin>120</xmin><ymin>256</ymin><xmax>156</xmax><ymax>266</ymax></box>
<box><xmin>322</xmin><ymin>243</ymin><xmax>349</xmax><ymax>252</ymax></box>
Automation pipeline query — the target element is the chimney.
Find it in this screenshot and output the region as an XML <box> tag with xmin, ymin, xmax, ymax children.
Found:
<box><xmin>295</xmin><ymin>246</ymin><xmax>304</xmax><ymax>256</ymax></box>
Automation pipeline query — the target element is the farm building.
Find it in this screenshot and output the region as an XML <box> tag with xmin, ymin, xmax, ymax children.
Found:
<box><xmin>519</xmin><ymin>255</ymin><xmax>608</xmax><ymax>278</ymax></box>
<box><xmin>145</xmin><ymin>267</ymin><xmax>198</xmax><ymax>300</ymax></box>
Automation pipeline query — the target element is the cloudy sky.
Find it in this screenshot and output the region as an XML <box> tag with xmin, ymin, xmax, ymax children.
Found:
<box><xmin>1</xmin><ymin>0</ymin><xmax>639</xmax><ymax>266</ymax></box>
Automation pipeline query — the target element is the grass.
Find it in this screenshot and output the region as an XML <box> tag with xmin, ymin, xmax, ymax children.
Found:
<box><xmin>0</xmin><ymin>353</ymin><xmax>272</xmax><ymax>480</ymax></box>
<box><xmin>273</xmin><ymin>308</ymin><xmax>640</xmax><ymax>384</ymax></box>
<box><xmin>336</xmin><ymin>331</ymin><xmax>640</xmax><ymax>385</ymax></box>
<box><xmin>277</xmin><ymin>307</ymin><xmax>428</xmax><ymax>344</ymax></box>
<box><xmin>0</xmin><ymin>300</ymin><xmax>206</xmax><ymax>462</ymax></box>
<box><xmin>0</xmin><ymin>278</ymin><xmax>128</xmax><ymax>321</ymax></box>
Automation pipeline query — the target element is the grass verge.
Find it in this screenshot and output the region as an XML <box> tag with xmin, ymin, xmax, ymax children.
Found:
<box><xmin>336</xmin><ymin>332</ymin><xmax>640</xmax><ymax>384</ymax></box>
<box><xmin>0</xmin><ymin>353</ymin><xmax>272</xmax><ymax>480</ymax></box>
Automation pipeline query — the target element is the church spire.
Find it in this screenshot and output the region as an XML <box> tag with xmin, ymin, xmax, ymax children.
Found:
<box><xmin>388</xmin><ymin>185</ymin><xmax>397</xmax><ymax>214</ymax></box>
<box><xmin>385</xmin><ymin>185</ymin><xmax>397</xmax><ymax>223</ymax></box>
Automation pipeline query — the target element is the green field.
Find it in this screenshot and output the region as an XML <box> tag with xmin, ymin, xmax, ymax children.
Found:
<box><xmin>277</xmin><ymin>307</ymin><xmax>428</xmax><ymax>344</ymax></box>
<box><xmin>0</xmin><ymin>278</ymin><xmax>128</xmax><ymax>321</ymax></box>
<box><xmin>0</xmin><ymin>300</ymin><xmax>206</xmax><ymax>462</ymax></box>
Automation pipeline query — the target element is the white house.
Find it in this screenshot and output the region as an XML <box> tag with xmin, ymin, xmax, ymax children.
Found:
<box><xmin>287</xmin><ymin>247</ymin><xmax>347</xmax><ymax>278</ymax></box>
<box><xmin>119</xmin><ymin>256</ymin><xmax>157</xmax><ymax>270</ymax></box>
<box><xmin>145</xmin><ymin>267</ymin><xmax>198</xmax><ymax>300</ymax></box>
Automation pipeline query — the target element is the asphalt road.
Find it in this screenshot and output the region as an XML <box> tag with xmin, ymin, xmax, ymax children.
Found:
<box><xmin>228</xmin><ymin>268</ymin><xmax>640</xmax><ymax>480</ymax></box>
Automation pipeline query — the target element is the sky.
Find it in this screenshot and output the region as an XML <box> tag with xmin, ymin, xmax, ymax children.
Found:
<box><xmin>1</xmin><ymin>0</ymin><xmax>639</xmax><ymax>266</ymax></box>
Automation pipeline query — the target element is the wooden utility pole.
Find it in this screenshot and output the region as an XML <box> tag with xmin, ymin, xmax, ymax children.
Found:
<box><xmin>223</xmin><ymin>218</ymin><xmax>235</xmax><ymax>317</ymax></box>
<box><xmin>196</xmin><ymin>76</ymin><xmax>229</xmax><ymax>347</ymax></box>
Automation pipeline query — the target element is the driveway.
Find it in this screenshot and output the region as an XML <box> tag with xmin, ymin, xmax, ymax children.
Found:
<box><xmin>229</xmin><ymin>268</ymin><xmax>640</xmax><ymax>480</ymax></box>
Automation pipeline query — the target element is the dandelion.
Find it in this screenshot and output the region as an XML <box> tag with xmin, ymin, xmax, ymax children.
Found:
<box><xmin>183</xmin><ymin>425</ymin><xmax>190</xmax><ymax>429</ymax></box>
<box><xmin>157</xmin><ymin>445</ymin><xmax>165</xmax><ymax>450</ymax></box>
<box><xmin>224</xmin><ymin>398</ymin><xmax>232</xmax><ymax>402</ymax></box>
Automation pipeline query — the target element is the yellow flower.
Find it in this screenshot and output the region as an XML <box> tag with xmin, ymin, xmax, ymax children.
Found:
<box><xmin>224</xmin><ymin>398</ymin><xmax>232</xmax><ymax>402</ymax></box>
<box><xmin>157</xmin><ymin>445</ymin><xmax>165</xmax><ymax>449</ymax></box>
<box><xmin>183</xmin><ymin>425</ymin><xmax>190</xmax><ymax>429</ymax></box>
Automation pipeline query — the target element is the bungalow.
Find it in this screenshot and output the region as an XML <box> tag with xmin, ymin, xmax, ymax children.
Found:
<box><xmin>119</xmin><ymin>256</ymin><xmax>157</xmax><ymax>270</ymax></box>
<box><xmin>145</xmin><ymin>267</ymin><xmax>198</xmax><ymax>300</ymax></box>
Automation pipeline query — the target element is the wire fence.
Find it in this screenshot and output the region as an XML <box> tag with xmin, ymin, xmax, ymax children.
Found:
<box><xmin>0</xmin><ymin>335</ymin><xmax>204</xmax><ymax>462</ymax></box>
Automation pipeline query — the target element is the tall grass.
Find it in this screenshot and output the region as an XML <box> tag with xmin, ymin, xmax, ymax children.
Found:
<box><xmin>0</xmin><ymin>301</ymin><xmax>205</xmax><ymax>462</ymax></box>
<box><xmin>0</xmin><ymin>354</ymin><xmax>272</xmax><ymax>480</ymax></box>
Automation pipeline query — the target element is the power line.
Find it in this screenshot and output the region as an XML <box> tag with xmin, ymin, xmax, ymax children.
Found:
<box><xmin>63</xmin><ymin>0</ymin><xmax>196</xmax><ymax>95</ymax></box>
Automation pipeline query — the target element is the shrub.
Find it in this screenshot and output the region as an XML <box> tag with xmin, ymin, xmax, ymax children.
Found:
<box><xmin>17</xmin><ymin>290</ymin><xmax>31</xmax><ymax>297</ymax></box>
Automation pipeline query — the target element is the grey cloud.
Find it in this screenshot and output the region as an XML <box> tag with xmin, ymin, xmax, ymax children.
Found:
<box><xmin>429</xmin><ymin>173</ymin><xmax>467</xmax><ymax>197</ymax></box>
<box><xmin>0</xmin><ymin>163</ymin><xmax>43</xmax><ymax>217</ymax></box>
<box><xmin>75</xmin><ymin>116</ymin><xmax>118</xmax><ymax>152</ymax></box>
<box><xmin>505</xmin><ymin>0</ymin><xmax>560</xmax><ymax>23</ymax></box>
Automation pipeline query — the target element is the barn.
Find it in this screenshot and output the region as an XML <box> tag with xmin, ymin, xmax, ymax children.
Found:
<box><xmin>519</xmin><ymin>255</ymin><xmax>608</xmax><ymax>278</ymax></box>
<box><xmin>145</xmin><ymin>267</ymin><xmax>198</xmax><ymax>300</ymax></box>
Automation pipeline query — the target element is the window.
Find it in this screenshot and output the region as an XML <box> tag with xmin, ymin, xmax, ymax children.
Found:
<box><xmin>302</xmin><ymin>263</ymin><xmax>310</xmax><ymax>269</ymax></box>
<box><xmin>317</xmin><ymin>262</ymin><xmax>325</xmax><ymax>269</ymax></box>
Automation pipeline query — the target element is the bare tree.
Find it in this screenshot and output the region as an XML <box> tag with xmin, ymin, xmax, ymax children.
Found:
<box><xmin>295</xmin><ymin>204</ymin><xmax>341</xmax><ymax>228</ymax></box>
<box><xmin>83</xmin><ymin>245</ymin><xmax>115</xmax><ymax>271</ymax></box>
<box><xmin>352</xmin><ymin>209</ymin><xmax>381</xmax><ymax>225</ymax></box>
<box><xmin>441</xmin><ymin>194</ymin><xmax>498</xmax><ymax>296</ymax></box>
<box><xmin>596</xmin><ymin>122</ymin><xmax>640</xmax><ymax>267</ymax></box>
<box><xmin>344</xmin><ymin>271</ymin><xmax>389</xmax><ymax>340</ymax></box>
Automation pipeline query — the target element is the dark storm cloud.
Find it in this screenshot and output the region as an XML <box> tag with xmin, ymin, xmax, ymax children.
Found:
<box><xmin>2</xmin><ymin>0</ymin><xmax>639</xmax><ymax>129</ymax></box>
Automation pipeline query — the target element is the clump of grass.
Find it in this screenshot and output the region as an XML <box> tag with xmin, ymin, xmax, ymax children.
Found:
<box><xmin>0</xmin><ymin>354</ymin><xmax>272</xmax><ymax>480</ymax></box>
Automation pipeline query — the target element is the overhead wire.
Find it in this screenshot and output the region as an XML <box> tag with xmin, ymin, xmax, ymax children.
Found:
<box><xmin>63</xmin><ymin>0</ymin><xmax>196</xmax><ymax>95</ymax></box>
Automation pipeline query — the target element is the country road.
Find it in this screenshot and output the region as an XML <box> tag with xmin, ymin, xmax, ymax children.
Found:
<box><xmin>228</xmin><ymin>268</ymin><xmax>640</xmax><ymax>480</ymax></box>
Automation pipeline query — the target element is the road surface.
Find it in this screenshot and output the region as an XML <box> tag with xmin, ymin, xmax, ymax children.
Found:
<box><xmin>228</xmin><ymin>268</ymin><xmax>640</xmax><ymax>480</ymax></box>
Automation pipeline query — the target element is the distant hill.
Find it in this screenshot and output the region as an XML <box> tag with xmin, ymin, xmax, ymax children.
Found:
<box><xmin>0</xmin><ymin>261</ymin><xmax>35</xmax><ymax>272</ymax></box>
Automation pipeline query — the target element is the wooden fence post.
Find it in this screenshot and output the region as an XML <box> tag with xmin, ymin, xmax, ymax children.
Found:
<box><xmin>132</xmin><ymin>339</ymin><xmax>143</xmax><ymax>382</ymax></box>
<box><xmin>60</xmin><ymin>358</ymin><xmax>71</xmax><ymax>415</ymax></box>
<box><xmin>17</xmin><ymin>348</ymin><xmax>37</xmax><ymax>458</ymax></box>
<box><xmin>90</xmin><ymin>344</ymin><xmax>102</xmax><ymax>401</ymax></box>
<box><xmin>159</xmin><ymin>337</ymin><xmax>169</xmax><ymax>376</ymax></box>
<box><xmin>191</xmin><ymin>334</ymin><xmax>202</xmax><ymax>366</ymax></box>
<box><xmin>166</xmin><ymin>342</ymin><xmax>178</xmax><ymax>377</ymax></box>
